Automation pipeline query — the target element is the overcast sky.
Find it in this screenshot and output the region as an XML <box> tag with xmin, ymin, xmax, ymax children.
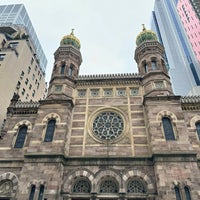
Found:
<box><xmin>1</xmin><ymin>0</ymin><xmax>155</xmax><ymax>82</ymax></box>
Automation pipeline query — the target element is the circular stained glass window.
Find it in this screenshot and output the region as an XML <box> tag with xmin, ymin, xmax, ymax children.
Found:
<box><xmin>92</xmin><ymin>112</ymin><xmax>124</xmax><ymax>140</ymax></box>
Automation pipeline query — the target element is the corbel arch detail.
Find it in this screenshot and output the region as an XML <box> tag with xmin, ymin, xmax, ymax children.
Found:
<box><xmin>42</xmin><ymin>113</ymin><xmax>61</xmax><ymax>124</ymax></box>
<box><xmin>156</xmin><ymin>110</ymin><xmax>177</xmax><ymax>122</ymax></box>
<box><xmin>123</xmin><ymin>169</ymin><xmax>154</xmax><ymax>191</ymax></box>
<box><xmin>190</xmin><ymin>115</ymin><xmax>200</xmax><ymax>129</ymax></box>
<box><xmin>0</xmin><ymin>172</ymin><xmax>19</xmax><ymax>197</ymax></box>
<box><xmin>62</xmin><ymin>168</ymin><xmax>94</xmax><ymax>192</ymax></box>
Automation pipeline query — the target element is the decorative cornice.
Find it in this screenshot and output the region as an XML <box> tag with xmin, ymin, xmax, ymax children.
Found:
<box><xmin>76</xmin><ymin>73</ymin><xmax>142</xmax><ymax>86</ymax></box>
<box><xmin>181</xmin><ymin>96</ymin><xmax>200</xmax><ymax>111</ymax></box>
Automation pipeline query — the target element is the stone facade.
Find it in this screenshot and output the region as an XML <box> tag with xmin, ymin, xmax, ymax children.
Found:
<box><xmin>0</xmin><ymin>29</ymin><xmax>200</xmax><ymax>200</ymax></box>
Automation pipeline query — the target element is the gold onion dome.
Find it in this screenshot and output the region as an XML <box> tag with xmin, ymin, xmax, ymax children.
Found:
<box><xmin>60</xmin><ymin>29</ymin><xmax>81</xmax><ymax>49</ymax></box>
<box><xmin>136</xmin><ymin>24</ymin><xmax>158</xmax><ymax>46</ymax></box>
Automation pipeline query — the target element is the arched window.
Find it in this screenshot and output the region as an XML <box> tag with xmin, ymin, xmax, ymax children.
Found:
<box><xmin>44</xmin><ymin>119</ymin><xmax>56</xmax><ymax>142</ymax></box>
<box><xmin>29</xmin><ymin>185</ymin><xmax>36</xmax><ymax>200</ymax></box>
<box><xmin>72</xmin><ymin>178</ymin><xmax>91</xmax><ymax>193</ymax></box>
<box><xmin>99</xmin><ymin>179</ymin><xmax>118</xmax><ymax>193</ymax></box>
<box><xmin>38</xmin><ymin>185</ymin><xmax>44</xmax><ymax>200</ymax></box>
<box><xmin>144</xmin><ymin>63</ymin><xmax>148</xmax><ymax>73</ymax></box>
<box><xmin>184</xmin><ymin>186</ymin><xmax>191</xmax><ymax>200</ymax></box>
<box><xmin>195</xmin><ymin>122</ymin><xmax>200</xmax><ymax>140</ymax></box>
<box><xmin>60</xmin><ymin>64</ymin><xmax>65</xmax><ymax>74</ymax></box>
<box><xmin>127</xmin><ymin>178</ymin><xmax>146</xmax><ymax>193</ymax></box>
<box><xmin>151</xmin><ymin>60</ymin><xmax>157</xmax><ymax>70</ymax></box>
<box><xmin>175</xmin><ymin>186</ymin><xmax>182</xmax><ymax>200</ymax></box>
<box><xmin>0</xmin><ymin>180</ymin><xmax>13</xmax><ymax>194</ymax></box>
<box><xmin>162</xmin><ymin>117</ymin><xmax>175</xmax><ymax>140</ymax></box>
<box><xmin>14</xmin><ymin>125</ymin><xmax>28</xmax><ymax>148</ymax></box>
<box><xmin>68</xmin><ymin>64</ymin><xmax>74</xmax><ymax>76</ymax></box>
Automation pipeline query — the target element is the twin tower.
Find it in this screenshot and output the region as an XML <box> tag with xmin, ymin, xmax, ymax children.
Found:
<box><xmin>47</xmin><ymin>27</ymin><xmax>173</xmax><ymax>101</ymax></box>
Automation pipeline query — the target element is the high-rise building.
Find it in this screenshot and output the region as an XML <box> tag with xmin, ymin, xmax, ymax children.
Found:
<box><xmin>151</xmin><ymin>0</ymin><xmax>200</xmax><ymax>95</ymax></box>
<box><xmin>0</xmin><ymin>27</ymin><xmax>200</xmax><ymax>199</ymax></box>
<box><xmin>189</xmin><ymin>0</ymin><xmax>200</xmax><ymax>20</ymax></box>
<box><xmin>0</xmin><ymin>4</ymin><xmax>47</xmax><ymax>72</ymax></box>
<box><xmin>0</xmin><ymin>4</ymin><xmax>47</xmax><ymax>127</ymax></box>
<box><xmin>177</xmin><ymin>0</ymin><xmax>200</xmax><ymax>63</ymax></box>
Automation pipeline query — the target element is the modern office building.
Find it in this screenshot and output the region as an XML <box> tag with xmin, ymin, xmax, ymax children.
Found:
<box><xmin>177</xmin><ymin>0</ymin><xmax>200</xmax><ymax>63</ymax></box>
<box><xmin>0</xmin><ymin>27</ymin><xmax>200</xmax><ymax>199</ymax></box>
<box><xmin>151</xmin><ymin>0</ymin><xmax>200</xmax><ymax>95</ymax></box>
<box><xmin>0</xmin><ymin>4</ymin><xmax>47</xmax><ymax>72</ymax></box>
<box><xmin>0</xmin><ymin>4</ymin><xmax>47</xmax><ymax>128</ymax></box>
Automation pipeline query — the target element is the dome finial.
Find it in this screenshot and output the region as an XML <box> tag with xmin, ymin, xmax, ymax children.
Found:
<box><xmin>71</xmin><ymin>28</ymin><xmax>74</xmax><ymax>36</ymax></box>
<box><xmin>142</xmin><ymin>24</ymin><xmax>146</xmax><ymax>31</ymax></box>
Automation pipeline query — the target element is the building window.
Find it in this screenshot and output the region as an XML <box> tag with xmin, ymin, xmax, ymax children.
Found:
<box><xmin>130</xmin><ymin>88</ymin><xmax>139</xmax><ymax>96</ymax></box>
<box><xmin>16</xmin><ymin>81</ymin><xmax>21</xmax><ymax>89</ymax></box>
<box><xmin>162</xmin><ymin>117</ymin><xmax>175</xmax><ymax>140</ymax></box>
<box><xmin>29</xmin><ymin>84</ymin><xmax>32</xmax><ymax>90</ymax></box>
<box><xmin>29</xmin><ymin>185</ymin><xmax>36</xmax><ymax>200</ymax></box>
<box><xmin>175</xmin><ymin>186</ymin><xmax>182</xmax><ymax>200</ymax></box>
<box><xmin>25</xmin><ymin>78</ymin><xmax>29</xmax><ymax>85</ymax></box>
<box><xmin>22</xmin><ymin>88</ymin><xmax>25</xmax><ymax>95</ymax></box>
<box><xmin>60</xmin><ymin>64</ymin><xmax>65</xmax><ymax>74</ymax></box>
<box><xmin>32</xmin><ymin>90</ymin><xmax>35</xmax><ymax>97</ymax></box>
<box><xmin>144</xmin><ymin>63</ymin><xmax>148</xmax><ymax>73</ymax></box>
<box><xmin>196</xmin><ymin>122</ymin><xmax>200</xmax><ymax>140</ymax></box>
<box><xmin>14</xmin><ymin>125</ymin><xmax>28</xmax><ymax>148</ymax></box>
<box><xmin>68</xmin><ymin>64</ymin><xmax>74</xmax><ymax>76</ymax></box>
<box><xmin>127</xmin><ymin>178</ymin><xmax>146</xmax><ymax>193</ymax></box>
<box><xmin>54</xmin><ymin>85</ymin><xmax>62</xmax><ymax>92</ymax></box>
<box><xmin>184</xmin><ymin>186</ymin><xmax>191</xmax><ymax>200</ymax></box>
<box><xmin>77</xmin><ymin>89</ymin><xmax>86</xmax><ymax>97</ymax></box>
<box><xmin>90</xmin><ymin>89</ymin><xmax>99</xmax><ymax>97</ymax></box>
<box><xmin>32</xmin><ymin>74</ymin><xmax>35</xmax><ymax>80</ymax></box>
<box><xmin>20</xmin><ymin>71</ymin><xmax>25</xmax><ymax>79</ymax></box>
<box><xmin>0</xmin><ymin>54</ymin><xmax>6</xmax><ymax>61</ymax></box>
<box><xmin>93</xmin><ymin>112</ymin><xmax>124</xmax><ymax>140</ymax></box>
<box><xmin>44</xmin><ymin>119</ymin><xmax>56</xmax><ymax>142</ymax></box>
<box><xmin>28</xmin><ymin>66</ymin><xmax>31</xmax><ymax>74</ymax></box>
<box><xmin>72</xmin><ymin>179</ymin><xmax>91</xmax><ymax>193</ymax></box>
<box><xmin>117</xmin><ymin>88</ymin><xmax>126</xmax><ymax>96</ymax></box>
<box><xmin>151</xmin><ymin>60</ymin><xmax>157</xmax><ymax>70</ymax></box>
<box><xmin>103</xmin><ymin>89</ymin><xmax>113</xmax><ymax>96</ymax></box>
<box><xmin>38</xmin><ymin>185</ymin><xmax>44</xmax><ymax>200</ymax></box>
<box><xmin>0</xmin><ymin>180</ymin><xmax>13</xmax><ymax>194</ymax></box>
<box><xmin>99</xmin><ymin>179</ymin><xmax>118</xmax><ymax>193</ymax></box>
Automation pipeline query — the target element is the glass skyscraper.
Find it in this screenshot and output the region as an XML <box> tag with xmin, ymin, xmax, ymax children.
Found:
<box><xmin>151</xmin><ymin>0</ymin><xmax>200</xmax><ymax>95</ymax></box>
<box><xmin>0</xmin><ymin>4</ymin><xmax>47</xmax><ymax>72</ymax></box>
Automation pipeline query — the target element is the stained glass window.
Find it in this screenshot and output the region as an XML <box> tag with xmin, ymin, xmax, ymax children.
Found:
<box><xmin>127</xmin><ymin>178</ymin><xmax>146</xmax><ymax>193</ymax></box>
<box><xmin>175</xmin><ymin>186</ymin><xmax>182</xmax><ymax>200</ymax></box>
<box><xmin>162</xmin><ymin>117</ymin><xmax>175</xmax><ymax>140</ymax></box>
<box><xmin>99</xmin><ymin>179</ymin><xmax>118</xmax><ymax>193</ymax></box>
<box><xmin>72</xmin><ymin>179</ymin><xmax>91</xmax><ymax>193</ymax></box>
<box><xmin>184</xmin><ymin>186</ymin><xmax>191</xmax><ymax>200</ymax></box>
<box><xmin>195</xmin><ymin>122</ymin><xmax>200</xmax><ymax>140</ymax></box>
<box><xmin>44</xmin><ymin>119</ymin><xmax>56</xmax><ymax>142</ymax></box>
<box><xmin>38</xmin><ymin>185</ymin><xmax>44</xmax><ymax>200</ymax></box>
<box><xmin>93</xmin><ymin>112</ymin><xmax>124</xmax><ymax>140</ymax></box>
<box><xmin>14</xmin><ymin>125</ymin><xmax>28</xmax><ymax>148</ymax></box>
<box><xmin>29</xmin><ymin>185</ymin><xmax>36</xmax><ymax>200</ymax></box>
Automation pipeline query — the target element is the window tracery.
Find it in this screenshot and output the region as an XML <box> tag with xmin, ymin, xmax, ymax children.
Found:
<box><xmin>99</xmin><ymin>179</ymin><xmax>118</xmax><ymax>193</ymax></box>
<box><xmin>93</xmin><ymin>112</ymin><xmax>124</xmax><ymax>140</ymax></box>
<box><xmin>72</xmin><ymin>179</ymin><xmax>91</xmax><ymax>193</ymax></box>
<box><xmin>0</xmin><ymin>180</ymin><xmax>13</xmax><ymax>195</ymax></box>
<box><xmin>127</xmin><ymin>178</ymin><xmax>146</xmax><ymax>193</ymax></box>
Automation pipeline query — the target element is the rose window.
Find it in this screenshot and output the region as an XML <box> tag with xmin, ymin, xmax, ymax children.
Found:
<box><xmin>92</xmin><ymin>112</ymin><xmax>124</xmax><ymax>140</ymax></box>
